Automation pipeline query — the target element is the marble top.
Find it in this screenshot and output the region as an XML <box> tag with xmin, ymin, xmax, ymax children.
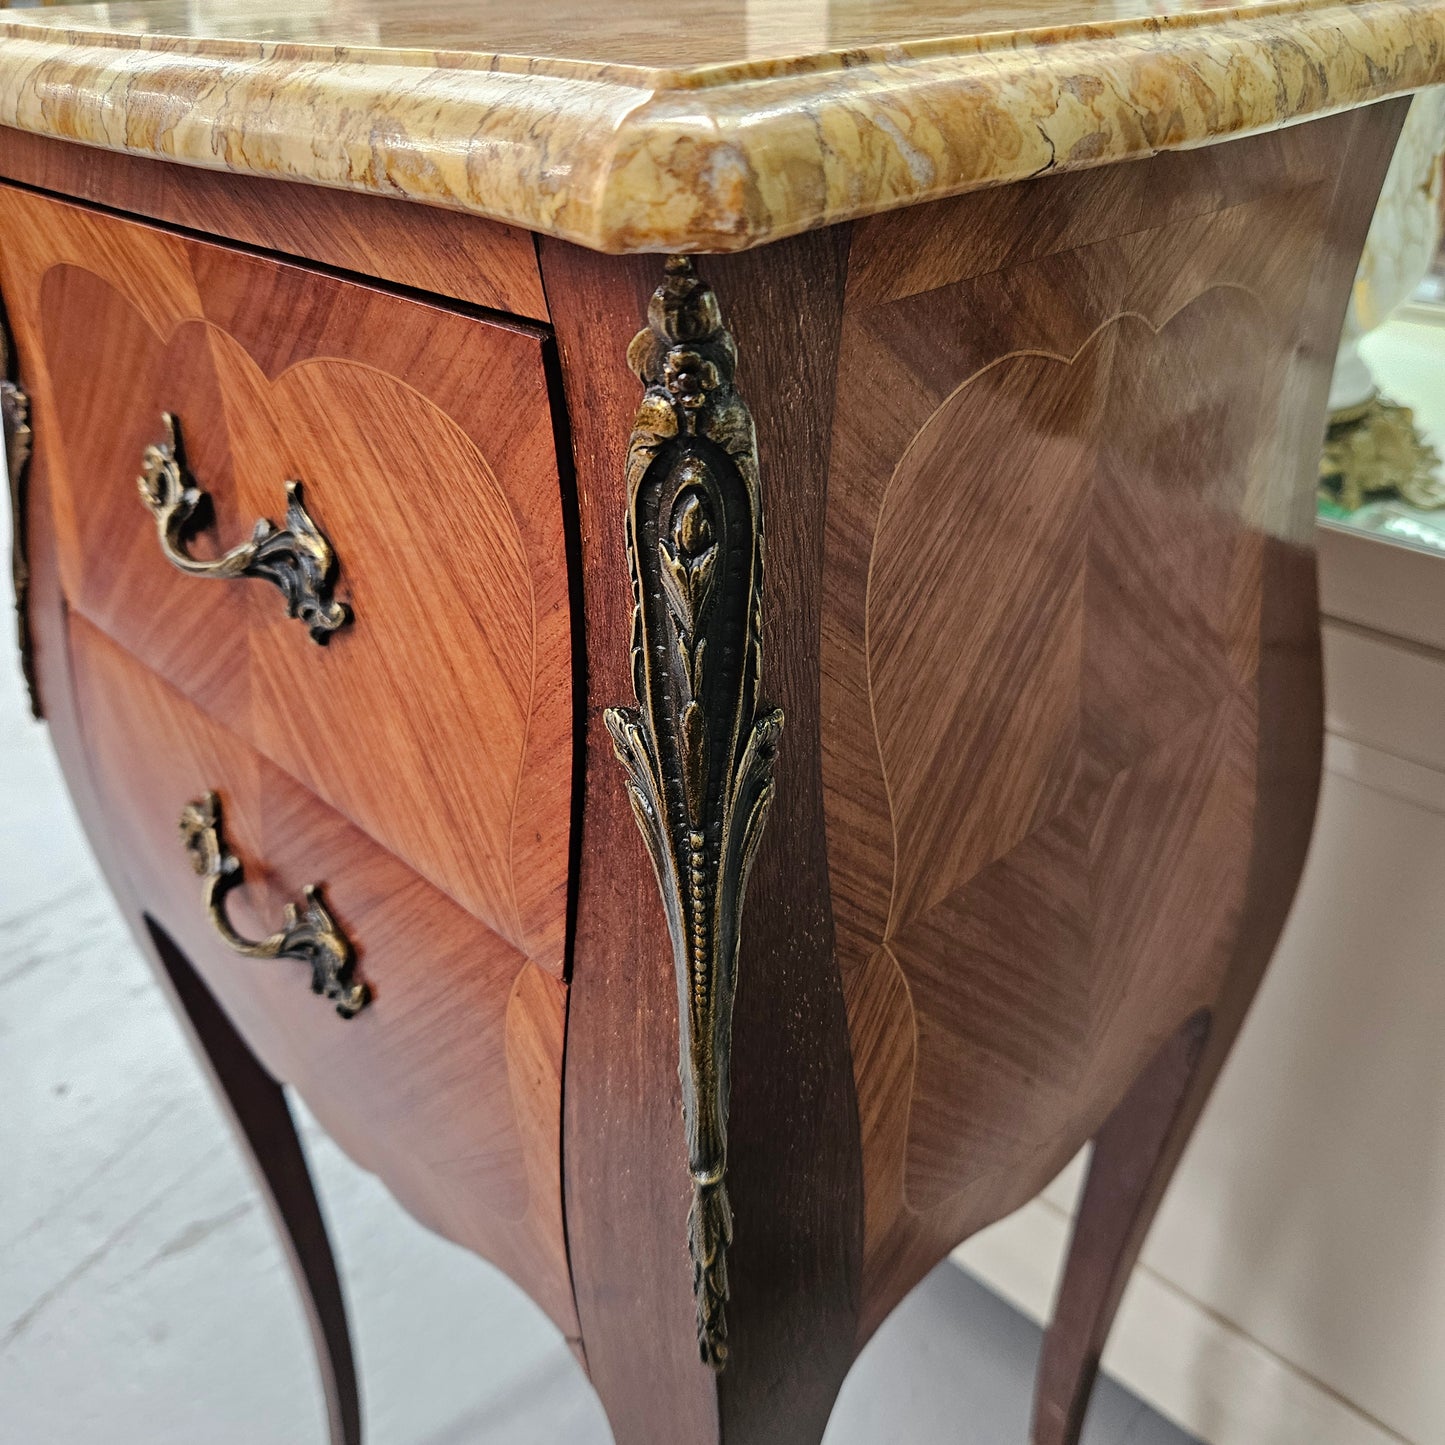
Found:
<box><xmin>0</xmin><ymin>0</ymin><xmax>1442</xmax><ymax>251</ymax></box>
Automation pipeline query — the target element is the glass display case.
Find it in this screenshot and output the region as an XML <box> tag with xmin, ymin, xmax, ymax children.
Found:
<box><xmin>1316</xmin><ymin>93</ymin><xmax>1445</xmax><ymax>666</ymax></box>
<box><xmin>1319</xmin><ymin>92</ymin><xmax>1445</xmax><ymax>557</ymax></box>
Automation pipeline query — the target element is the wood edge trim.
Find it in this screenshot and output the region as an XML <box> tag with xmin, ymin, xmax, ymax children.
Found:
<box><xmin>0</xmin><ymin>133</ymin><xmax>552</xmax><ymax>324</ymax></box>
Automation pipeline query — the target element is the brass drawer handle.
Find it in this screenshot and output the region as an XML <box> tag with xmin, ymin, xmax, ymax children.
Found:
<box><xmin>179</xmin><ymin>792</ymin><xmax>370</xmax><ymax>1018</ymax></box>
<box><xmin>138</xmin><ymin>413</ymin><xmax>351</xmax><ymax>643</ymax></box>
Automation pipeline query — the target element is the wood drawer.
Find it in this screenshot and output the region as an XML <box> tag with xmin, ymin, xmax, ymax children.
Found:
<box><xmin>68</xmin><ymin>614</ymin><xmax>575</xmax><ymax>1331</ymax></box>
<box><xmin>0</xmin><ymin>184</ymin><xmax>572</xmax><ymax>976</ymax></box>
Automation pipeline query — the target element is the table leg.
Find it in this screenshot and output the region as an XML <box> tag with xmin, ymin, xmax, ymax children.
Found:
<box><xmin>1033</xmin><ymin>1011</ymin><xmax>1212</xmax><ymax>1445</ymax></box>
<box><xmin>1034</xmin><ymin>532</ymin><xmax>1330</xmax><ymax>1445</ymax></box>
<box><xmin>143</xmin><ymin>916</ymin><xmax>361</xmax><ymax>1445</ymax></box>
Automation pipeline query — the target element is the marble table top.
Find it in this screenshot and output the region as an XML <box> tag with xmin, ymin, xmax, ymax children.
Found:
<box><xmin>1</xmin><ymin>0</ymin><xmax>1442</xmax><ymax>251</ymax></box>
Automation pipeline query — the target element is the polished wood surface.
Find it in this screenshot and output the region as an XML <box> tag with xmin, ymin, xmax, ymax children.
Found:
<box><xmin>15</xmin><ymin>303</ymin><xmax>370</xmax><ymax>1445</ymax></box>
<box><xmin>819</xmin><ymin>108</ymin><xmax>1399</xmax><ymax>1348</ymax></box>
<box><xmin>1029</xmin><ymin>101</ymin><xmax>1404</xmax><ymax>1444</ymax></box>
<box><xmin>145</xmin><ymin>916</ymin><xmax>362</xmax><ymax>1445</ymax></box>
<box><xmin>526</xmin><ymin>103</ymin><xmax>1404</xmax><ymax>1443</ymax></box>
<box><xmin>1033</xmin><ymin>1010</ymin><xmax>1212</xmax><ymax>1445</ymax></box>
<box><xmin>1</xmin><ymin>96</ymin><xmax>1411</xmax><ymax>1445</ymax></box>
<box><xmin>541</xmin><ymin>232</ymin><xmax>862</xmax><ymax>1445</ymax></box>
<box><xmin>0</xmin><ymin>127</ymin><xmax>549</xmax><ymax>320</ymax></box>
<box><xmin>0</xmin><ymin>184</ymin><xmax>573</xmax><ymax>976</ymax></box>
<box><xmin>67</xmin><ymin>614</ymin><xmax>576</xmax><ymax>1333</ymax></box>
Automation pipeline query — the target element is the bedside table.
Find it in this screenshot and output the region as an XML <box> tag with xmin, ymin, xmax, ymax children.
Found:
<box><xmin>2</xmin><ymin>4</ymin><xmax>1441</xmax><ymax>1442</ymax></box>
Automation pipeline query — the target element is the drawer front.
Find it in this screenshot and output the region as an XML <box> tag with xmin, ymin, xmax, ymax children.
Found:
<box><xmin>69</xmin><ymin>615</ymin><xmax>575</xmax><ymax>1330</ymax></box>
<box><xmin>0</xmin><ymin>184</ymin><xmax>572</xmax><ymax>975</ymax></box>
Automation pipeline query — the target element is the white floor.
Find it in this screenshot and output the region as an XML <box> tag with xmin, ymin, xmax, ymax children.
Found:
<box><xmin>0</xmin><ymin>569</ymin><xmax>1193</xmax><ymax>1443</ymax></box>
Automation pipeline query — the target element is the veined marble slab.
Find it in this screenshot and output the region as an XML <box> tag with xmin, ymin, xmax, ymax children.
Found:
<box><xmin>0</xmin><ymin>1</ymin><xmax>1441</xmax><ymax>249</ymax></box>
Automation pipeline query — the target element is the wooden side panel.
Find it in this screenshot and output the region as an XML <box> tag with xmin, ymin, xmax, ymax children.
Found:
<box><xmin>0</xmin><ymin>126</ymin><xmax>550</xmax><ymax>320</ymax></box>
<box><xmin>823</xmin><ymin>107</ymin><xmax>1400</xmax><ymax>1336</ymax></box>
<box><xmin>0</xmin><ymin>184</ymin><xmax>572</xmax><ymax>976</ymax></box>
<box><xmin>67</xmin><ymin>614</ymin><xmax>576</xmax><ymax>1334</ymax></box>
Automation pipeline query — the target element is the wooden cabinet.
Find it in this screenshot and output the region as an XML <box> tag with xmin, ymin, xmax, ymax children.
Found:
<box><xmin>0</xmin><ymin>3</ymin><xmax>1437</xmax><ymax>1440</ymax></box>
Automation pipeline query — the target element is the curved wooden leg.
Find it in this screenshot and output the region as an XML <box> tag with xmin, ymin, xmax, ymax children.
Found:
<box><xmin>1034</xmin><ymin>539</ymin><xmax>1326</xmax><ymax>1445</ymax></box>
<box><xmin>1031</xmin><ymin>1010</ymin><xmax>1211</xmax><ymax>1445</ymax></box>
<box><xmin>142</xmin><ymin>917</ymin><xmax>362</xmax><ymax>1445</ymax></box>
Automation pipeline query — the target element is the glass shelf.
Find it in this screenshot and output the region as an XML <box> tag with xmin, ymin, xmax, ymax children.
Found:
<box><xmin>1318</xmin><ymin>297</ymin><xmax>1445</xmax><ymax>556</ymax></box>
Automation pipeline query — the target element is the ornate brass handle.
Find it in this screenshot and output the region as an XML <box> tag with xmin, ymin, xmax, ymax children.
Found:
<box><xmin>178</xmin><ymin>793</ymin><xmax>370</xmax><ymax>1018</ymax></box>
<box><xmin>138</xmin><ymin>413</ymin><xmax>351</xmax><ymax>643</ymax></box>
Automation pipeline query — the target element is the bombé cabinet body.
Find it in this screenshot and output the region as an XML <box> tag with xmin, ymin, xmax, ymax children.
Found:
<box><xmin>2</xmin><ymin>3</ymin><xmax>1442</xmax><ymax>1442</ymax></box>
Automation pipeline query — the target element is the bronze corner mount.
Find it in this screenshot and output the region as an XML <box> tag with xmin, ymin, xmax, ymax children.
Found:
<box><xmin>605</xmin><ymin>255</ymin><xmax>783</xmax><ymax>1369</ymax></box>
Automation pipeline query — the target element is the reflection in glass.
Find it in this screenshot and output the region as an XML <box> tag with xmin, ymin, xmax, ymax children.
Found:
<box><xmin>1320</xmin><ymin>92</ymin><xmax>1445</xmax><ymax>553</ymax></box>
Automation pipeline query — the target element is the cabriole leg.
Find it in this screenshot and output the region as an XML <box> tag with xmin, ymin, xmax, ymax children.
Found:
<box><xmin>143</xmin><ymin>917</ymin><xmax>361</xmax><ymax>1445</ymax></box>
<box><xmin>1032</xmin><ymin>1011</ymin><xmax>1211</xmax><ymax>1445</ymax></box>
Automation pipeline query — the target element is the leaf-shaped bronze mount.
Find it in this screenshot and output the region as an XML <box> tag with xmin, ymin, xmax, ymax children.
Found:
<box><xmin>179</xmin><ymin>792</ymin><xmax>370</xmax><ymax>1019</ymax></box>
<box><xmin>605</xmin><ymin>256</ymin><xmax>783</xmax><ymax>1369</ymax></box>
<box><xmin>138</xmin><ymin>413</ymin><xmax>351</xmax><ymax>643</ymax></box>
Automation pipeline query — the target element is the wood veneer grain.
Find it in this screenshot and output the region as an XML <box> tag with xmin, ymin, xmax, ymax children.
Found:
<box><xmin>1033</xmin><ymin>98</ymin><xmax>1409</xmax><ymax>1445</ymax></box>
<box><xmin>541</xmin><ymin>245</ymin><xmax>716</xmax><ymax>1445</ymax></box>
<box><xmin>0</xmin><ymin>127</ymin><xmax>550</xmax><ymax>320</ymax></box>
<box><xmin>67</xmin><ymin>613</ymin><xmax>577</xmax><ymax>1334</ymax></box>
<box><xmin>821</xmin><ymin>104</ymin><xmax>1406</xmax><ymax>1343</ymax></box>
<box><xmin>0</xmin><ymin>183</ymin><xmax>573</xmax><ymax>978</ymax></box>
<box><xmin>14</xmin><ymin>348</ymin><xmax>369</xmax><ymax>1442</ymax></box>
<box><xmin>540</xmin><ymin>230</ymin><xmax>864</xmax><ymax>1445</ymax></box>
<box><xmin>1</xmin><ymin>93</ymin><xmax>1408</xmax><ymax>1445</ymax></box>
